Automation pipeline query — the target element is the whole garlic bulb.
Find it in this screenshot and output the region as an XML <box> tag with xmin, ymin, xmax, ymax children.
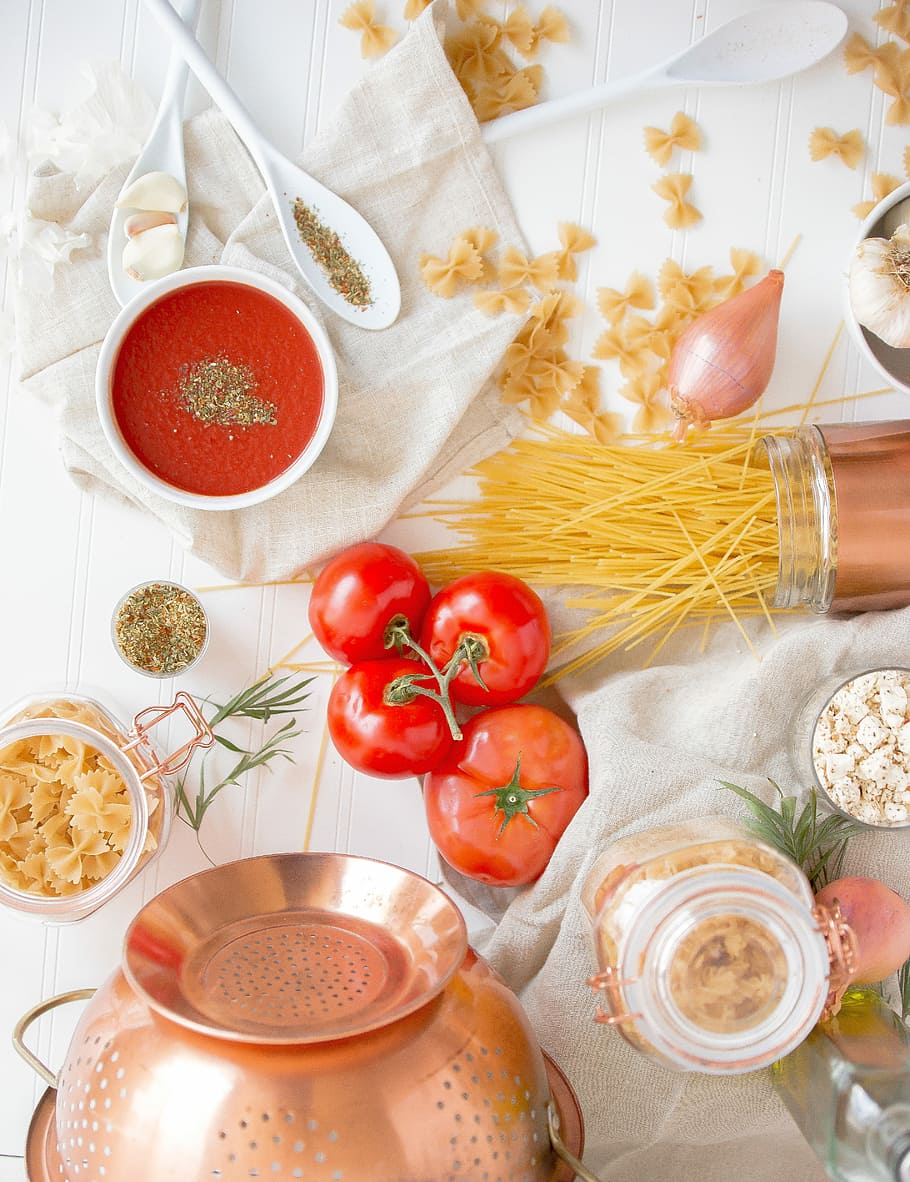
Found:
<box><xmin>849</xmin><ymin>224</ymin><xmax>910</xmax><ymax>349</ymax></box>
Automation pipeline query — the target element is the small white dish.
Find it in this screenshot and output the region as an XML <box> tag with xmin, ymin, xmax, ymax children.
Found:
<box><xmin>95</xmin><ymin>264</ymin><xmax>339</xmax><ymax>511</ymax></box>
<box><xmin>844</xmin><ymin>178</ymin><xmax>910</xmax><ymax>395</ymax></box>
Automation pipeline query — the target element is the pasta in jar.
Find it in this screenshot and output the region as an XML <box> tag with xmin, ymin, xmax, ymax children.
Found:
<box><xmin>0</xmin><ymin>695</ymin><xmax>171</xmax><ymax>917</ymax></box>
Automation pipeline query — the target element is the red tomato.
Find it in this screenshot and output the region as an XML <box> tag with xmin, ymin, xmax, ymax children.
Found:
<box><xmin>309</xmin><ymin>542</ymin><xmax>431</xmax><ymax>665</ymax></box>
<box><xmin>419</xmin><ymin>572</ymin><xmax>550</xmax><ymax>707</ymax></box>
<box><xmin>327</xmin><ymin>657</ymin><xmax>452</xmax><ymax>779</ymax></box>
<box><xmin>423</xmin><ymin>704</ymin><xmax>588</xmax><ymax>886</ymax></box>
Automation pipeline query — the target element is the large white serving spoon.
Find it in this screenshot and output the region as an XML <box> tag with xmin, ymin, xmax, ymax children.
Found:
<box><xmin>482</xmin><ymin>1</ymin><xmax>848</xmax><ymax>144</ymax></box>
<box><xmin>108</xmin><ymin>0</ymin><xmax>201</xmax><ymax>307</ymax></box>
<box><xmin>143</xmin><ymin>0</ymin><xmax>400</xmax><ymax>330</ymax></box>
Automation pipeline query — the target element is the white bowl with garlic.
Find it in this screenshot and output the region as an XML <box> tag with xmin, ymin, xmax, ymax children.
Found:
<box><xmin>846</xmin><ymin>180</ymin><xmax>910</xmax><ymax>394</ymax></box>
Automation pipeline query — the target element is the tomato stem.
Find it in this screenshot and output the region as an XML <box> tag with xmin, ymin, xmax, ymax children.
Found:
<box><xmin>384</xmin><ymin>619</ymin><xmax>483</xmax><ymax>742</ymax></box>
<box><xmin>474</xmin><ymin>755</ymin><xmax>561</xmax><ymax>836</ymax></box>
<box><xmin>384</xmin><ymin>670</ymin><xmax>463</xmax><ymax>741</ymax></box>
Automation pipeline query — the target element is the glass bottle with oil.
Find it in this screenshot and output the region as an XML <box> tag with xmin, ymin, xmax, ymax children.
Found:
<box><xmin>772</xmin><ymin>988</ymin><xmax>910</xmax><ymax>1181</ymax></box>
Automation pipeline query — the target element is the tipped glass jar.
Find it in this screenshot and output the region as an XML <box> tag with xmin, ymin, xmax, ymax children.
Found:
<box><xmin>764</xmin><ymin>420</ymin><xmax>910</xmax><ymax>614</ymax></box>
<box><xmin>0</xmin><ymin>691</ymin><xmax>213</xmax><ymax>922</ymax></box>
<box><xmin>581</xmin><ymin>817</ymin><xmax>854</xmax><ymax>1074</ymax></box>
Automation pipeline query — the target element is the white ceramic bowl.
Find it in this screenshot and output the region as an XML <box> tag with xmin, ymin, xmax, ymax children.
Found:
<box><xmin>95</xmin><ymin>264</ymin><xmax>338</xmax><ymax>511</ymax></box>
<box><xmin>844</xmin><ymin>179</ymin><xmax>910</xmax><ymax>395</ymax></box>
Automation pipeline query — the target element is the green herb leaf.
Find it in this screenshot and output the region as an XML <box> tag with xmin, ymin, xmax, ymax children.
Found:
<box><xmin>176</xmin><ymin>671</ymin><xmax>312</xmax><ymax>833</ymax></box>
<box><xmin>718</xmin><ymin>779</ymin><xmax>866</xmax><ymax>892</ymax></box>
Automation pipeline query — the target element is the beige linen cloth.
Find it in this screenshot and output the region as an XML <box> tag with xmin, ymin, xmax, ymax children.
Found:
<box><xmin>15</xmin><ymin>4</ymin><xmax>525</xmax><ymax>582</ymax></box>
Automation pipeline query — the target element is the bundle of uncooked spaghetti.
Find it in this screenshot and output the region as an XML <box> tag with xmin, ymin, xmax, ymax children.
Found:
<box><xmin>416</xmin><ymin>423</ymin><xmax>789</xmax><ymax>680</ymax></box>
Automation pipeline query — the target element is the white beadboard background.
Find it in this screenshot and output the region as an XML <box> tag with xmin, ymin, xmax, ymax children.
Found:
<box><xmin>0</xmin><ymin>1</ymin><xmax>904</xmax><ymax>1178</ymax></box>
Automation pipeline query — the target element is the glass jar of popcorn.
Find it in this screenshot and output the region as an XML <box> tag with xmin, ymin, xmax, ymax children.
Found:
<box><xmin>0</xmin><ymin>691</ymin><xmax>213</xmax><ymax>922</ymax></box>
<box><xmin>581</xmin><ymin>817</ymin><xmax>854</xmax><ymax>1074</ymax></box>
<box><xmin>793</xmin><ymin>667</ymin><xmax>910</xmax><ymax>829</ymax></box>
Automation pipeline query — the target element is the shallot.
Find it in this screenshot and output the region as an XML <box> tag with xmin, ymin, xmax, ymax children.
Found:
<box><xmin>815</xmin><ymin>875</ymin><xmax>910</xmax><ymax>985</ymax></box>
<box><xmin>668</xmin><ymin>269</ymin><xmax>784</xmax><ymax>441</ymax></box>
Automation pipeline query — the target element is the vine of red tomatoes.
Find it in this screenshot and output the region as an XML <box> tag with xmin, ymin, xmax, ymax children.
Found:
<box><xmin>309</xmin><ymin>542</ymin><xmax>589</xmax><ymax>887</ymax></box>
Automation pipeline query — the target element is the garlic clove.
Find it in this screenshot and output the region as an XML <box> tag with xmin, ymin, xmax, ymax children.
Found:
<box><xmin>122</xmin><ymin>222</ymin><xmax>185</xmax><ymax>281</ymax></box>
<box><xmin>123</xmin><ymin>210</ymin><xmax>178</xmax><ymax>238</ymax></box>
<box><xmin>849</xmin><ymin>228</ymin><xmax>910</xmax><ymax>349</ymax></box>
<box><xmin>116</xmin><ymin>170</ymin><xmax>187</xmax><ymax>213</ymax></box>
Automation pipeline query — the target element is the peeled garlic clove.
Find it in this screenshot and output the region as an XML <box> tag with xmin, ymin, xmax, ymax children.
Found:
<box><xmin>122</xmin><ymin>222</ymin><xmax>185</xmax><ymax>281</ymax></box>
<box><xmin>116</xmin><ymin>170</ymin><xmax>187</xmax><ymax>213</ymax></box>
<box><xmin>668</xmin><ymin>269</ymin><xmax>784</xmax><ymax>442</ymax></box>
<box><xmin>848</xmin><ymin>226</ymin><xmax>910</xmax><ymax>349</ymax></box>
<box><xmin>123</xmin><ymin>210</ymin><xmax>177</xmax><ymax>237</ymax></box>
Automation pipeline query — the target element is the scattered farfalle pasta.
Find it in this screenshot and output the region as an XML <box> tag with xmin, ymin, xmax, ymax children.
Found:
<box><xmin>404</xmin><ymin>0</ymin><xmax>431</xmax><ymax>18</ymax></box>
<box><xmin>643</xmin><ymin>111</ymin><xmax>702</xmax><ymax>167</ymax></box>
<box><xmin>562</xmin><ymin>367</ymin><xmax>624</xmax><ymax>444</ymax></box>
<box><xmin>418</xmin><ymin>236</ymin><xmax>484</xmax><ymax>297</ymax></box>
<box><xmin>617</xmin><ymin>371</ymin><xmax>675</xmax><ymax>434</ymax></box>
<box><xmin>843</xmin><ymin>33</ymin><xmax>910</xmax><ymax>125</ymax></box>
<box><xmin>498</xmin><ymin>244</ymin><xmax>561</xmax><ymax>291</ymax></box>
<box><xmin>444</xmin><ymin>3</ymin><xmax>569</xmax><ymax>122</ymax></box>
<box><xmin>652</xmin><ymin>173</ymin><xmax>702</xmax><ymax>229</ymax></box>
<box><xmin>875</xmin><ymin>2</ymin><xmax>910</xmax><ymax>44</ymax></box>
<box><xmin>597</xmin><ymin>272</ymin><xmax>655</xmax><ymax>324</ymax></box>
<box><xmin>555</xmin><ymin>222</ymin><xmax>596</xmax><ymax>280</ymax></box>
<box><xmin>0</xmin><ymin>730</ymin><xmax>151</xmax><ymax>897</ymax></box>
<box><xmin>809</xmin><ymin>127</ymin><xmax>864</xmax><ymax>169</ymax></box>
<box><xmin>474</xmin><ymin>287</ymin><xmax>532</xmax><ymax>316</ymax></box>
<box><xmin>471</xmin><ymin>65</ymin><xmax>542</xmax><ymax>121</ymax></box>
<box><xmin>714</xmin><ymin>247</ymin><xmax>763</xmax><ymax>300</ymax></box>
<box><xmin>853</xmin><ymin>172</ymin><xmax>902</xmax><ymax>220</ymax></box>
<box><xmin>339</xmin><ymin>0</ymin><xmax>399</xmax><ymax>58</ymax></box>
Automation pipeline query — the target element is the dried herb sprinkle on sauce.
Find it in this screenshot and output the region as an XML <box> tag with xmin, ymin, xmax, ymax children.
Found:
<box><xmin>114</xmin><ymin>582</ymin><xmax>208</xmax><ymax>677</ymax></box>
<box><xmin>292</xmin><ymin>199</ymin><xmax>374</xmax><ymax>308</ymax></box>
<box><xmin>176</xmin><ymin>355</ymin><xmax>278</xmax><ymax>427</ymax></box>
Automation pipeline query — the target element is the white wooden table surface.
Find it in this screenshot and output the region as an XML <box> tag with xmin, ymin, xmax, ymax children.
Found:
<box><xmin>0</xmin><ymin>0</ymin><xmax>904</xmax><ymax>1178</ymax></box>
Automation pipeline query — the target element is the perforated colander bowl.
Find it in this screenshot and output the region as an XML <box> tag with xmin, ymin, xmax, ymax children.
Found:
<box><xmin>16</xmin><ymin>852</ymin><xmax>594</xmax><ymax>1182</ymax></box>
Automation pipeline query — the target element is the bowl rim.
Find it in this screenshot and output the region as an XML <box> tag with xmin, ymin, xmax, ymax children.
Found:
<box><xmin>844</xmin><ymin>178</ymin><xmax>910</xmax><ymax>396</ymax></box>
<box><xmin>807</xmin><ymin>665</ymin><xmax>910</xmax><ymax>830</ymax></box>
<box><xmin>95</xmin><ymin>263</ymin><xmax>339</xmax><ymax>512</ymax></box>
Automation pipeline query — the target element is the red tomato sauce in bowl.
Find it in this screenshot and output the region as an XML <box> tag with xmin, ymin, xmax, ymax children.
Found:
<box><xmin>110</xmin><ymin>280</ymin><xmax>325</xmax><ymax>498</ymax></box>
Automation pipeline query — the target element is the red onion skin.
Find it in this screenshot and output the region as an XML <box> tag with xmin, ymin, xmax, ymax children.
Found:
<box><xmin>669</xmin><ymin>269</ymin><xmax>784</xmax><ymax>441</ymax></box>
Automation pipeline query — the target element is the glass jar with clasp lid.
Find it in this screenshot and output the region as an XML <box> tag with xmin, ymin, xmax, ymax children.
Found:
<box><xmin>581</xmin><ymin>816</ymin><xmax>856</xmax><ymax>1074</ymax></box>
<box><xmin>0</xmin><ymin>690</ymin><xmax>213</xmax><ymax>922</ymax></box>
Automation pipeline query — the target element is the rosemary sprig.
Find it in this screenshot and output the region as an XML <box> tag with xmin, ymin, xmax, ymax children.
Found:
<box><xmin>175</xmin><ymin>671</ymin><xmax>313</xmax><ymax>833</ymax></box>
<box><xmin>718</xmin><ymin>780</ymin><xmax>866</xmax><ymax>892</ymax></box>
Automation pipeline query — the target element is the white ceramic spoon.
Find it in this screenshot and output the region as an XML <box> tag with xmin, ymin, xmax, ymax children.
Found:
<box><xmin>482</xmin><ymin>1</ymin><xmax>848</xmax><ymax>144</ymax></box>
<box><xmin>143</xmin><ymin>0</ymin><xmax>400</xmax><ymax>330</ymax></box>
<box><xmin>107</xmin><ymin>0</ymin><xmax>201</xmax><ymax>307</ymax></box>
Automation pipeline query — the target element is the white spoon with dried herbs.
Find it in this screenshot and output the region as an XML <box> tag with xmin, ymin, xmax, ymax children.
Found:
<box><xmin>143</xmin><ymin>0</ymin><xmax>401</xmax><ymax>330</ymax></box>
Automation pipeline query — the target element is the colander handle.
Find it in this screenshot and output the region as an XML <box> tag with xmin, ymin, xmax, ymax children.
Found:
<box><xmin>548</xmin><ymin>1102</ymin><xmax>603</xmax><ymax>1182</ymax></box>
<box><xmin>13</xmin><ymin>989</ymin><xmax>96</xmax><ymax>1088</ymax></box>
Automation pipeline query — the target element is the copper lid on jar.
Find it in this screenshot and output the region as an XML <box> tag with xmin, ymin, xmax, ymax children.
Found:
<box><xmin>822</xmin><ymin>421</ymin><xmax>910</xmax><ymax>612</ymax></box>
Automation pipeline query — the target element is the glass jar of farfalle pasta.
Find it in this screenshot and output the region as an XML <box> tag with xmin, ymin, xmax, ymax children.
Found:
<box><xmin>0</xmin><ymin>691</ymin><xmax>213</xmax><ymax>922</ymax></box>
<box><xmin>581</xmin><ymin>817</ymin><xmax>856</xmax><ymax>1074</ymax></box>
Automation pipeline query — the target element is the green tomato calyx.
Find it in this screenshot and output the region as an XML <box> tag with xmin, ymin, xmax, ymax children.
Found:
<box><xmin>475</xmin><ymin>755</ymin><xmax>561</xmax><ymax>836</ymax></box>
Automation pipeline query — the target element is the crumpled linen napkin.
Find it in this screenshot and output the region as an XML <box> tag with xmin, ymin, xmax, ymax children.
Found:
<box><xmin>15</xmin><ymin>3</ymin><xmax>526</xmax><ymax>582</ymax></box>
<box><xmin>464</xmin><ymin>601</ymin><xmax>910</xmax><ymax>1182</ymax></box>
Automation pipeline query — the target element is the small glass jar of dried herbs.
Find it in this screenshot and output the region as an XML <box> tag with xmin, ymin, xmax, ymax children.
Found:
<box><xmin>112</xmin><ymin>581</ymin><xmax>209</xmax><ymax>678</ymax></box>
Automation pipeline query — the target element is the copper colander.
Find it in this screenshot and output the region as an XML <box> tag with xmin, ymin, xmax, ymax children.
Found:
<box><xmin>16</xmin><ymin>852</ymin><xmax>597</xmax><ymax>1182</ymax></box>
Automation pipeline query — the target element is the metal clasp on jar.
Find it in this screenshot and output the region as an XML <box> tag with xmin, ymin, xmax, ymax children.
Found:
<box><xmin>587</xmin><ymin>965</ymin><xmax>643</xmax><ymax>1027</ymax></box>
<box><xmin>813</xmin><ymin>901</ymin><xmax>858</xmax><ymax>1019</ymax></box>
<box><xmin>122</xmin><ymin>691</ymin><xmax>214</xmax><ymax>778</ymax></box>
